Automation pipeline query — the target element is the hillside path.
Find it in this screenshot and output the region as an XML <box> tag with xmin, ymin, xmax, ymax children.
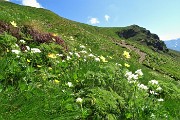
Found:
<box><xmin>113</xmin><ymin>40</ymin><xmax>146</xmax><ymax>63</ymax></box>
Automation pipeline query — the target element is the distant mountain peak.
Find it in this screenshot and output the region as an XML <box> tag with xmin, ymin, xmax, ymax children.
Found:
<box><xmin>164</xmin><ymin>38</ymin><xmax>180</xmax><ymax>51</ymax></box>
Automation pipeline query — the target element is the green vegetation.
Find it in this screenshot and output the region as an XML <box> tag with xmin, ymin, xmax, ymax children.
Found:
<box><xmin>0</xmin><ymin>1</ymin><xmax>180</xmax><ymax>120</ymax></box>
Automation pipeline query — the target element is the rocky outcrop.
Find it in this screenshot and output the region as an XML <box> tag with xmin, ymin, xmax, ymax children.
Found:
<box><xmin>117</xmin><ymin>25</ymin><xmax>168</xmax><ymax>52</ymax></box>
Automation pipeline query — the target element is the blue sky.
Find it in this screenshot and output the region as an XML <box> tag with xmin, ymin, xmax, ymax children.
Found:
<box><xmin>7</xmin><ymin>0</ymin><xmax>180</xmax><ymax>40</ymax></box>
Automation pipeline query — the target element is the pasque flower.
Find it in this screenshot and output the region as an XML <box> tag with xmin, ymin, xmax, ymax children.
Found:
<box><xmin>124</xmin><ymin>63</ymin><xmax>130</xmax><ymax>67</ymax></box>
<box><xmin>48</xmin><ymin>53</ymin><xmax>57</xmax><ymax>59</ymax></box>
<box><xmin>123</xmin><ymin>51</ymin><xmax>130</xmax><ymax>58</ymax></box>
<box><xmin>10</xmin><ymin>21</ymin><xmax>17</xmax><ymax>27</ymax></box>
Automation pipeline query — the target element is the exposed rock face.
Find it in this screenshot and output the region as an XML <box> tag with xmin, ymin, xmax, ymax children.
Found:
<box><xmin>117</xmin><ymin>25</ymin><xmax>168</xmax><ymax>52</ymax></box>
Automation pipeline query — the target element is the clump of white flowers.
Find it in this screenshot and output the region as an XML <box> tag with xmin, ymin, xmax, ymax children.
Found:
<box><xmin>67</xmin><ymin>82</ymin><xmax>73</xmax><ymax>87</ymax></box>
<box><xmin>12</xmin><ymin>50</ymin><xmax>20</xmax><ymax>54</ymax></box>
<box><xmin>88</xmin><ymin>53</ymin><xmax>95</xmax><ymax>57</ymax></box>
<box><xmin>80</xmin><ymin>50</ymin><xmax>87</xmax><ymax>54</ymax></box>
<box><xmin>149</xmin><ymin>80</ymin><xmax>158</xmax><ymax>85</ymax></box>
<box><xmin>31</xmin><ymin>48</ymin><xmax>41</xmax><ymax>53</ymax></box>
<box><xmin>137</xmin><ymin>84</ymin><xmax>148</xmax><ymax>90</ymax></box>
<box><xmin>76</xmin><ymin>97</ymin><xmax>83</xmax><ymax>103</ymax></box>
<box><xmin>75</xmin><ymin>52</ymin><xmax>80</xmax><ymax>58</ymax></box>
<box><xmin>19</xmin><ymin>39</ymin><xmax>26</xmax><ymax>44</ymax></box>
<box><xmin>157</xmin><ymin>98</ymin><xmax>164</xmax><ymax>102</ymax></box>
<box><xmin>80</xmin><ymin>45</ymin><xmax>86</xmax><ymax>49</ymax></box>
<box><xmin>135</xmin><ymin>69</ymin><xmax>143</xmax><ymax>76</ymax></box>
<box><xmin>94</xmin><ymin>57</ymin><xmax>100</xmax><ymax>62</ymax></box>
<box><xmin>125</xmin><ymin>69</ymin><xmax>143</xmax><ymax>81</ymax></box>
<box><xmin>67</xmin><ymin>56</ymin><xmax>71</xmax><ymax>60</ymax></box>
<box><xmin>125</xmin><ymin>71</ymin><xmax>138</xmax><ymax>81</ymax></box>
<box><xmin>148</xmin><ymin>79</ymin><xmax>163</xmax><ymax>96</ymax></box>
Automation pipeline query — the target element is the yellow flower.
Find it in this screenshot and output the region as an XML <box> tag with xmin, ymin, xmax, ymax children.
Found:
<box><xmin>37</xmin><ymin>65</ymin><xmax>42</xmax><ymax>68</ymax></box>
<box><xmin>10</xmin><ymin>21</ymin><xmax>17</xmax><ymax>27</ymax></box>
<box><xmin>100</xmin><ymin>55</ymin><xmax>108</xmax><ymax>62</ymax></box>
<box><xmin>52</xmin><ymin>33</ymin><xmax>58</xmax><ymax>37</ymax></box>
<box><xmin>109</xmin><ymin>56</ymin><xmax>113</xmax><ymax>59</ymax></box>
<box><xmin>123</xmin><ymin>51</ymin><xmax>130</xmax><ymax>59</ymax></box>
<box><xmin>124</xmin><ymin>63</ymin><xmax>130</xmax><ymax>67</ymax></box>
<box><xmin>54</xmin><ymin>80</ymin><xmax>60</xmax><ymax>84</ymax></box>
<box><xmin>27</xmin><ymin>59</ymin><xmax>31</xmax><ymax>63</ymax></box>
<box><xmin>48</xmin><ymin>53</ymin><xmax>57</xmax><ymax>59</ymax></box>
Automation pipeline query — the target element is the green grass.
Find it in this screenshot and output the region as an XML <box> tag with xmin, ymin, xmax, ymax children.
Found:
<box><xmin>0</xmin><ymin>1</ymin><xmax>180</xmax><ymax>119</ymax></box>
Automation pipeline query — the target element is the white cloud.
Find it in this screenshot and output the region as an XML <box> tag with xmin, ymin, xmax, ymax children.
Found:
<box><xmin>21</xmin><ymin>0</ymin><xmax>43</xmax><ymax>8</ymax></box>
<box><xmin>88</xmin><ymin>18</ymin><xmax>100</xmax><ymax>25</ymax></box>
<box><xmin>105</xmin><ymin>15</ymin><xmax>110</xmax><ymax>22</ymax></box>
<box><xmin>5</xmin><ymin>0</ymin><xmax>10</xmax><ymax>1</ymax></box>
<box><xmin>159</xmin><ymin>33</ymin><xmax>180</xmax><ymax>41</ymax></box>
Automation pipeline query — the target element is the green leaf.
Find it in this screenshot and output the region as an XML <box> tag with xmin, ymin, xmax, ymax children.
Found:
<box><xmin>125</xmin><ymin>113</ymin><xmax>133</xmax><ymax>119</ymax></box>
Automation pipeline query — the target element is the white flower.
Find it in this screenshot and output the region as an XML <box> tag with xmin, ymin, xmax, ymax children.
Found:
<box><xmin>15</xmin><ymin>44</ymin><xmax>19</xmax><ymax>47</ymax></box>
<box><xmin>156</xmin><ymin>86</ymin><xmax>162</xmax><ymax>91</ymax></box>
<box><xmin>149</xmin><ymin>80</ymin><xmax>158</xmax><ymax>85</ymax></box>
<box><xmin>128</xmin><ymin>80</ymin><xmax>137</xmax><ymax>84</ymax></box>
<box><xmin>157</xmin><ymin>98</ymin><xmax>164</xmax><ymax>102</ymax></box>
<box><xmin>31</xmin><ymin>48</ymin><xmax>41</xmax><ymax>53</ymax></box>
<box><xmin>125</xmin><ymin>71</ymin><xmax>133</xmax><ymax>78</ymax></box>
<box><xmin>67</xmin><ymin>56</ymin><xmax>71</xmax><ymax>60</ymax></box>
<box><xmin>125</xmin><ymin>71</ymin><xmax>138</xmax><ymax>80</ymax></box>
<box><xmin>150</xmin><ymin>90</ymin><xmax>155</xmax><ymax>94</ymax></box>
<box><xmin>88</xmin><ymin>53</ymin><xmax>94</xmax><ymax>57</ymax></box>
<box><xmin>19</xmin><ymin>40</ymin><xmax>26</xmax><ymax>44</ymax></box>
<box><xmin>135</xmin><ymin>69</ymin><xmax>143</xmax><ymax>76</ymax></box>
<box><xmin>70</xmin><ymin>36</ymin><xmax>74</xmax><ymax>40</ymax></box>
<box><xmin>115</xmin><ymin>63</ymin><xmax>122</xmax><ymax>66</ymax></box>
<box><xmin>151</xmin><ymin>113</ymin><xmax>155</xmax><ymax>118</ymax></box>
<box><xmin>75</xmin><ymin>53</ymin><xmax>80</xmax><ymax>58</ymax></box>
<box><xmin>12</xmin><ymin>50</ymin><xmax>20</xmax><ymax>54</ymax></box>
<box><xmin>67</xmin><ymin>82</ymin><xmax>73</xmax><ymax>87</ymax></box>
<box><xmin>80</xmin><ymin>50</ymin><xmax>87</xmax><ymax>54</ymax></box>
<box><xmin>94</xmin><ymin>57</ymin><xmax>100</xmax><ymax>62</ymax></box>
<box><xmin>149</xmin><ymin>90</ymin><xmax>158</xmax><ymax>95</ymax></box>
<box><xmin>76</xmin><ymin>97</ymin><xmax>83</xmax><ymax>103</ymax></box>
<box><xmin>56</xmin><ymin>54</ymin><xmax>63</xmax><ymax>57</ymax></box>
<box><xmin>138</xmin><ymin>84</ymin><xmax>148</xmax><ymax>90</ymax></box>
<box><xmin>132</xmin><ymin>74</ymin><xmax>138</xmax><ymax>80</ymax></box>
<box><xmin>80</xmin><ymin>45</ymin><xmax>86</xmax><ymax>49</ymax></box>
<box><xmin>69</xmin><ymin>52</ymin><xmax>73</xmax><ymax>55</ymax></box>
<box><xmin>26</xmin><ymin>46</ymin><xmax>30</xmax><ymax>51</ymax></box>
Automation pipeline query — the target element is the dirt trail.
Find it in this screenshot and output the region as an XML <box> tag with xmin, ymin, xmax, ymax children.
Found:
<box><xmin>113</xmin><ymin>40</ymin><xmax>146</xmax><ymax>63</ymax></box>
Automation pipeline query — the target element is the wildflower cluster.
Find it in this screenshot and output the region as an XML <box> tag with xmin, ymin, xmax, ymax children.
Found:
<box><xmin>64</xmin><ymin>44</ymin><xmax>109</xmax><ymax>63</ymax></box>
<box><xmin>125</xmin><ymin>69</ymin><xmax>143</xmax><ymax>83</ymax></box>
<box><xmin>148</xmin><ymin>80</ymin><xmax>163</xmax><ymax>97</ymax></box>
<box><xmin>122</xmin><ymin>51</ymin><xmax>131</xmax><ymax>67</ymax></box>
<box><xmin>125</xmin><ymin>69</ymin><xmax>164</xmax><ymax>101</ymax></box>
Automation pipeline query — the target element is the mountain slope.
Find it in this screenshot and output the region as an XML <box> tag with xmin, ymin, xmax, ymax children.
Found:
<box><xmin>0</xmin><ymin>1</ymin><xmax>180</xmax><ymax>119</ymax></box>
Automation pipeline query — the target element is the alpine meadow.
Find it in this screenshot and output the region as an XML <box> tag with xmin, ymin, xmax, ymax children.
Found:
<box><xmin>0</xmin><ymin>1</ymin><xmax>180</xmax><ymax>120</ymax></box>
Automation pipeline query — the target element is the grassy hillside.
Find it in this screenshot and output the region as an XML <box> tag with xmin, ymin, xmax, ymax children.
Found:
<box><xmin>0</xmin><ymin>1</ymin><xmax>180</xmax><ymax>119</ymax></box>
